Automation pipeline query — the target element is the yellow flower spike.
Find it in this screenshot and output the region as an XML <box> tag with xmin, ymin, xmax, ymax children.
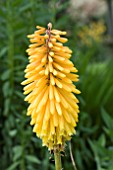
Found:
<box><xmin>21</xmin><ymin>23</ymin><xmax>80</xmax><ymax>153</ymax></box>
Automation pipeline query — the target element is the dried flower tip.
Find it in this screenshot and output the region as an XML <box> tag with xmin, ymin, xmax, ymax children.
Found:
<box><xmin>48</xmin><ymin>22</ymin><xmax>52</xmax><ymax>30</ymax></box>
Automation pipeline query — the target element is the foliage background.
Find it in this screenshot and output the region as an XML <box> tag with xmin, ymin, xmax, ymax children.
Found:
<box><xmin>0</xmin><ymin>0</ymin><xmax>113</xmax><ymax>170</ymax></box>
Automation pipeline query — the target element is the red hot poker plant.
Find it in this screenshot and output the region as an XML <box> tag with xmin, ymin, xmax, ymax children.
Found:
<box><xmin>21</xmin><ymin>23</ymin><xmax>80</xmax><ymax>170</ymax></box>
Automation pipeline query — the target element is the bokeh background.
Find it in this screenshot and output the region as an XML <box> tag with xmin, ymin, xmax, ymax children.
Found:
<box><xmin>0</xmin><ymin>0</ymin><xmax>113</xmax><ymax>170</ymax></box>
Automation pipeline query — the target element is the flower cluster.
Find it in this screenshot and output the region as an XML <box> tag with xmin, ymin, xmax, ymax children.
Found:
<box><xmin>21</xmin><ymin>23</ymin><xmax>80</xmax><ymax>150</ymax></box>
<box><xmin>78</xmin><ymin>21</ymin><xmax>106</xmax><ymax>46</ymax></box>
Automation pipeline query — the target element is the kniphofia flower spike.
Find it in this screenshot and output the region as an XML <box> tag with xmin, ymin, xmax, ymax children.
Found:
<box><xmin>21</xmin><ymin>23</ymin><xmax>80</xmax><ymax>151</ymax></box>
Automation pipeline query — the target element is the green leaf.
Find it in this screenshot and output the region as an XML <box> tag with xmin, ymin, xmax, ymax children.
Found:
<box><xmin>14</xmin><ymin>55</ymin><xmax>27</xmax><ymax>62</ymax></box>
<box><xmin>3</xmin><ymin>98</ymin><xmax>10</xmax><ymax>116</ymax></box>
<box><xmin>2</xmin><ymin>81</ymin><xmax>10</xmax><ymax>97</ymax></box>
<box><xmin>1</xmin><ymin>70</ymin><xmax>10</xmax><ymax>81</ymax></box>
<box><xmin>14</xmin><ymin>90</ymin><xmax>24</xmax><ymax>99</ymax></box>
<box><xmin>19</xmin><ymin>3</ymin><xmax>33</xmax><ymax>13</ymax></box>
<box><xmin>0</xmin><ymin>47</ymin><xmax>7</xmax><ymax>58</ymax></box>
<box><xmin>75</xmin><ymin>149</ymin><xmax>84</xmax><ymax>170</ymax></box>
<box><xmin>26</xmin><ymin>155</ymin><xmax>41</xmax><ymax>164</ymax></box>
<box><xmin>7</xmin><ymin>161</ymin><xmax>20</xmax><ymax>170</ymax></box>
<box><xmin>98</xmin><ymin>134</ymin><xmax>106</xmax><ymax>147</ymax></box>
<box><xmin>13</xmin><ymin>146</ymin><xmax>22</xmax><ymax>161</ymax></box>
<box><xmin>88</xmin><ymin>139</ymin><xmax>97</xmax><ymax>156</ymax></box>
<box><xmin>9</xmin><ymin>130</ymin><xmax>17</xmax><ymax>137</ymax></box>
<box><xmin>101</xmin><ymin>108</ymin><xmax>113</xmax><ymax>129</ymax></box>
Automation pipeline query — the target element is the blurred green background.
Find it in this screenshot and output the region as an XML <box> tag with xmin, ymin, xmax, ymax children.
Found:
<box><xmin>0</xmin><ymin>0</ymin><xmax>113</xmax><ymax>170</ymax></box>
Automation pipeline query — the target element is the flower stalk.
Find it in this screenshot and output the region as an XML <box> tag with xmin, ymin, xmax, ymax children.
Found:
<box><xmin>54</xmin><ymin>149</ymin><xmax>62</xmax><ymax>170</ymax></box>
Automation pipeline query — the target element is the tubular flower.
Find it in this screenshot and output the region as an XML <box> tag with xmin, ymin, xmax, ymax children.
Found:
<box><xmin>21</xmin><ymin>23</ymin><xmax>80</xmax><ymax>151</ymax></box>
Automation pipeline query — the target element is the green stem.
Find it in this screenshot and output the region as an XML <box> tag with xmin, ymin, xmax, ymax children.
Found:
<box><xmin>54</xmin><ymin>151</ymin><xmax>62</xmax><ymax>170</ymax></box>
<box><xmin>6</xmin><ymin>0</ymin><xmax>14</xmax><ymax>93</ymax></box>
